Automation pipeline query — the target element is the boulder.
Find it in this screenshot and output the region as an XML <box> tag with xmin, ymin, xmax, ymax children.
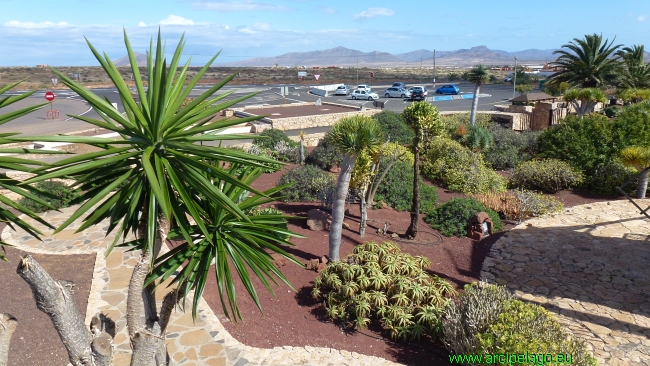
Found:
<box><xmin>307</xmin><ymin>209</ymin><xmax>331</xmax><ymax>231</ymax></box>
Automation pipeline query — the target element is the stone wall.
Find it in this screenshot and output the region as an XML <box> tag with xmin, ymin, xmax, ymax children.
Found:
<box><xmin>271</xmin><ymin>109</ymin><xmax>381</xmax><ymax>130</ymax></box>
<box><xmin>287</xmin><ymin>132</ymin><xmax>326</xmax><ymax>147</ymax></box>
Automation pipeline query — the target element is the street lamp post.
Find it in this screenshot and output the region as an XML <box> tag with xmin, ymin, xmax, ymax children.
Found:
<box><xmin>433</xmin><ymin>49</ymin><xmax>436</xmax><ymax>88</ymax></box>
<box><xmin>356</xmin><ymin>58</ymin><xmax>359</xmax><ymax>85</ymax></box>
<box><xmin>513</xmin><ymin>56</ymin><xmax>518</xmax><ymax>99</ymax></box>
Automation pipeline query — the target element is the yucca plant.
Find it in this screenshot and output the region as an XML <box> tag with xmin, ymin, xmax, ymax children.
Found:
<box><xmin>9</xmin><ymin>30</ymin><xmax>301</xmax><ymax>365</ymax></box>
<box><xmin>620</xmin><ymin>145</ymin><xmax>650</xmax><ymax>198</ymax></box>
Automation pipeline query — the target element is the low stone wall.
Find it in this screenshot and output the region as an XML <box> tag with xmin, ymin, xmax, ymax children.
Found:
<box><xmin>288</xmin><ymin>132</ymin><xmax>326</xmax><ymax>147</ymax></box>
<box><xmin>272</xmin><ymin>109</ymin><xmax>381</xmax><ymax>130</ymax></box>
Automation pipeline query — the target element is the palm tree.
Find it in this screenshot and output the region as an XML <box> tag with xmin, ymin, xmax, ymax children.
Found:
<box><xmin>10</xmin><ymin>30</ymin><xmax>300</xmax><ymax>364</ymax></box>
<box><xmin>327</xmin><ymin>115</ymin><xmax>384</xmax><ymax>261</ymax></box>
<box><xmin>403</xmin><ymin>102</ymin><xmax>444</xmax><ymax>239</ymax></box>
<box><xmin>549</xmin><ymin>34</ymin><xmax>622</xmax><ymax>88</ymax></box>
<box><xmin>620</xmin><ymin>146</ymin><xmax>650</xmax><ymax>198</ymax></box>
<box><xmin>563</xmin><ymin>88</ymin><xmax>607</xmax><ymax>117</ymax></box>
<box><xmin>467</xmin><ymin>65</ymin><xmax>490</xmax><ymax>127</ymax></box>
<box><xmin>616</xmin><ymin>45</ymin><xmax>650</xmax><ymax>89</ymax></box>
<box><xmin>298</xmin><ymin>130</ymin><xmax>306</xmax><ymax>164</ymax></box>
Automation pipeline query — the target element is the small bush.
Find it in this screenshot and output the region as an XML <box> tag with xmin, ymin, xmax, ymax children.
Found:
<box><xmin>441</xmin><ymin>113</ymin><xmax>493</xmax><ymax>135</ymax></box>
<box><xmin>273</xmin><ymin>140</ymin><xmax>300</xmax><ymax>163</ymax></box>
<box><xmin>245</xmin><ymin>145</ymin><xmax>282</xmax><ymax>173</ymax></box>
<box><xmin>477</xmin><ymin>300</ymin><xmax>597</xmax><ymax>366</ymax></box>
<box><xmin>473</xmin><ymin>190</ymin><xmax>564</xmax><ymax>222</ymax></box>
<box><xmin>253</xmin><ymin>129</ymin><xmax>293</xmax><ymax>150</ymax></box>
<box><xmin>443</xmin><ymin>282</ymin><xmax>513</xmax><ymax>355</ymax></box>
<box><xmin>483</xmin><ymin>125</ymin><xmax>540</xmax><ymax>170</ymax></box>
<box><xmin>306</xmin><ymin>133</ymin><xmax>344</xmax><ymax>170</ymax></box>
<box><xmin>373</xmin><ymin>110</ymin><xmax>414</xmax><ymax>145</ymax></box>
<box><xmin>510</xmin><ymin>159</ymin><xmax>584</xmax><ymax>193</ymax></box>
<box><xmin>312</xmin><ymin>241</ymin><xmax>457</xmax><ymax>341</ymax></box>
<box><xmin>584</xmin><ymin>159</ymin><xmax>637</xmax><ymax>196</ymax></box>
<box><xmin>459</xmin><ymin>125</ymin><xmax>494</xmax><ymax>151</ymax></box>
<box><xmin>425</xmin><ymin>198</ymin><xmax>503</xmax><ymax>237</ymax></box>
<box><xmin>604</xmin><ymin>106</ymin><xmax>620</xmax><ymax>118</ymax></box>
<box><xmin>18</xmin><ymin>180</ymin><xmax>79</xmax><ymax>213</ymax></box>
<box><xmin>373</xmin><ymin>159</ymin><xmax>438</xmax><ymax>214</ymax></box>
<box><xmin>277</xmin><ymin>165</ymin><xmax>336</xmax><ymax>202</ymax></box>
<box><xmin>423</xmin><ymin>138</ymin><xmax>507</xmax><ymax>194</ymax></box>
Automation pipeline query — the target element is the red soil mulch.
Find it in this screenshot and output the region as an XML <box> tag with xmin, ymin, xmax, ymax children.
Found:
<box><xmin>198</xmin><ymin>165</ymin><xmax>620</xmax><ymax>366</ymax></box>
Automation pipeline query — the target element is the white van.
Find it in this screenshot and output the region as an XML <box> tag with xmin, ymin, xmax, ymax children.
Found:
<box><xmin>357</xmin><ymin>84</ymin><xmax>371</xmax><ymax>92</ymax></box>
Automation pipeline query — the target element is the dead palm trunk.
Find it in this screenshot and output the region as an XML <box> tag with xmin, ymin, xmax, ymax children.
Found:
<box><xmin>0</xmin><ymin>314</ymin><xmax>17</xmax><ymax>366</ymax></box>
<box><xmin>405</xmin><ymin>134</ymin><xmax>421</xmax><ymax>239</ymax></box>
<box><xmin>636</xmin><ymin>169</ymin><xmax>649</xmax><ymax>198</ymax></box>
<box><xmin>469</xmin><ymin>84</ymin><xmax>481</xmax><ymax>127</ymax></box>
<box><xmin>329</xmin><ymin>154</ymin><xmax>357</xmax><ymax>261</ymax></box>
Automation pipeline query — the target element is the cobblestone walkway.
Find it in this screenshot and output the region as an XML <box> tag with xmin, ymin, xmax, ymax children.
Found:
<box><xmin>1</xmin><ymin>205</ymin><xmax>400</xmax><ymax>366</ymax></box>
<box><xmin>481</xmin><ymin>200</ymin><xmax>650</xmax><ymax>366</ymax></box>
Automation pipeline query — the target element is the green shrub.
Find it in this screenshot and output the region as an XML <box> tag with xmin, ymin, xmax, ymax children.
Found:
<box><xmin>273</xmin><ymin>140</ymin><xmax>300</xmax><ymax>163</ymax></box>
<box><xmin>483</xmin><ymin>125</ymin><xmax>540</xmax><ymax>170</ymax></box>
<box><xmin>18</xmin><ymin>180</ymin><xmax>79</xmax><ymax>213</ymax></box>
<box><xmin>253</xmin><ymin>128</ymin><xmax>293</xmax><ymax>150</ymax></box>
<box><xmin>380</xmin><ymin>142</ymin><xmax>414</xmax><ymax>164</ymax></box>
<box><xmin>477</xmin><ymin>300</ymin><xmax>597</xmax><ymax>366</ymax></box>
<box><xmin>425</xmin><ymin>198</ymin><xmax>503</xmax><ymax>237</ymax></box>
<box><xmin>277</xmin><ymin>165</ymin><xmax>336</xmax><ymax>202</ymax></box>
<box><xmin>306</xmin><ymin>133</ymin><xmax>344</xmax><ymax>170</ymax></box>
<box><xmin>513</xmin><ymin>190</ymin><xmax>564</xmax><ymax>220</ymax></box>
<box><xmin>248</xmin><ymin>207</ymin><xmax>289</xmax><ymax>243</ymax></box>
<box><xmin>373</xmin><ymin>110</ymin><xmax>414</xmax><ymax>145</ymax></box>
<box><xmin>443</xmin><ymin>282</ymin><xmax>513</xmax><ymax>355</ymax></box>
<box><xmin>510</xmin><ymin>159</ymin><xmax>584</xmax><ymax>193</ymax></box>
<box><xmin>611</xmin><ymin>101</ymin><xmax>650</xmax><ymax>148</ymax></box>
<box><xmin>604</xmin><ymin>106</ymin><xmax>620</xmax><ymax>118</ymax></box>
<box><xmin>460</xmin><ymin>125</ymin><xmax>494</xmax><ymax>151</ymax></box>
<box><xmin>441</xmin><ymin>113</ymin><xmax>493</xmax><ymax>135</ymax></box>
<box><xmin>373</xmin><ymin>159</ymin><xmax>438</xmax><ymax>214</ymax></box>
<box><xmin>537</xmin><ymin>114</ymin><xmax>615</xmax><ymax>174</ymax></box>
<box><xmin>245</xmin><ymin>145</ymin><xmax>282</xmax><ymax>173</ymax></box>
<box><xmin>422</xmin><ymin>138</ymin><xmax>507</xmax><ymax>194</ymax></box>
<box><xmin>584</xmin><ymin>159</ymin><xmax>637</xmax><ymax>196</ymax></box>
<box><xmin>312</xmin><ymin>241</ymin><xmax>457</xmax><ymax>341</ymax></box>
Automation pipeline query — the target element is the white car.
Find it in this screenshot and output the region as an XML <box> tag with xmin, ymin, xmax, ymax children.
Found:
<box><xmin>357</xmin><ymin>84</ymin><xmax>371</xmax><ymax>92</ymax></box>
<box><xmin>384</xmin><ymin>87</ymin><xmax>410</xmax><ymax>98</ymax></box>
<box><xmin>335</xmin><ymin>85</ymin><xmax>350</xmax><ymax>95</ymax></box>
<box><xmin>351</xmin><ymin>89</ymin><xmax>379</xmax><ymax>100</ymax></box>
<box><xmin>409</xmin><ymin>85</ymin><xmax>428</xmax><ymax>96</ymax></box>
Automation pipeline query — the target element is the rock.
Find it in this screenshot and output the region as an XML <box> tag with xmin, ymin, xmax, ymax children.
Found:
<box><xmin>307</xmin><ymin>209</ymin><xmax>331</xmax><ymax>231</ymax></box>
<box><xmin>270</xmin><ymin>253</ymin><xmax>287</xmax><ymax>268</ymax></box>
<box><xmin>305</xmin><ymin>258</ymin><xmax>319</xmax><ymax>270</ymax></box>
<box><xmin>391</xmin><ymin>233</ymin><xmax>398</xmax><ymax>238</ymax></box>
<box><xmin>320</xmin><ymin>255</ymin><xmax>329</xmax><ymax>265</ymax></box>
<box><xmin>316</xmin><ymin>262</ymin><xmax>327</xmax><ymax>273</ymax></box>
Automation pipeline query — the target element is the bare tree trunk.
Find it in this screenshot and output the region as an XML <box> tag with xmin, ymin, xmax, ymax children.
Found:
<box><xmin>299</xmin><ymin>139</ymin><xmax>305</xmax><ymax>165</ymax></box>
<box><xmin>405</xmin><ymin>137</ymin><xmax>421</xmax><ymax>239</ymax></box>
<box><xmin>359</xmin><ymin>188</ymin><xmax>368</xmax><ymax>236</ymax></box>
<box><xmin>367</xmin><ymin>152</ymin><xmax>404</xmax><ymax>207</ymax></box>
<box><xmin>0</xmin><ymin>314</ymin><xmax>17</xmax><ymax>366</ymax></box>
<box><xmin>18</xmin><ymin>255</ymin><xmax>95</xmax><ymax>366</ymax></box>
<box><xmin>637</xmin><ymin>170</ymin><xmax>649</xmax><ymax>198</ymax></box>
<box><xmin>329</xmin><ymin>154</ymin><xmax>357</xmax><ymax>261</ymax></box>
<box><xmin>469</xmin><ymin>84</ymin><xmax>481</xmax><ymax>127</ymax></box>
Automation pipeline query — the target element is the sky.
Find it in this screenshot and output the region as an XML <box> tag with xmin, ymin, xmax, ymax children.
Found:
<box><xmin>1</xmin><ymin>0</ymin><xmax>649</xmax><ymax>66</ymax></box>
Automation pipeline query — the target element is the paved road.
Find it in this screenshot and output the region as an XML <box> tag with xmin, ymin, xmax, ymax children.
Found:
<box><xmin>0</xmin><ymin>82</ymin><xmax>519</xmax><ymax>136</ymax></box>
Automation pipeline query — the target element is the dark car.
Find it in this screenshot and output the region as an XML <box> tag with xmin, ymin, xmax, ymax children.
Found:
<box><xmin>392</xmin><ymin>82</ymin><xmax>406</xmax><ymax>89</ymax></box>
<box><xmin>410</xmin><ymin>88</ymin><xmax>427</xmax><ymax>101</ymax></box>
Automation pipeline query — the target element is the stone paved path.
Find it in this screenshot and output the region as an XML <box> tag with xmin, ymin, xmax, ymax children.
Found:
<box><xmin>481</xmin><ymin>200</ymin><xmax>650</xmax><ymax>366</ymax></box>
<box><xmin>1</xmin><ymin>205</ymin><xmax>400</xmax><ymax>366</ymax></box>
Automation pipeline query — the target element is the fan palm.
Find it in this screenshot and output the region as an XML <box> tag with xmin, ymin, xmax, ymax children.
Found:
<box><xmin>328</xmin><ymin>115</ymin><xmax>384</xmax><ymax>261</ymax></box>
<box><xmin>549</xmin><ymin>34</ymin><xmax>622</xmax><ymax>88</ymax></box>
<box><xmin>10</xmin><ymin>30</ymin><xmax>300</xmax><ymax>364</ymax></box>
<box><xmin>467</xmin><ymin>64</ymin><xmax>490</xmax><ymax>127</ymax></box>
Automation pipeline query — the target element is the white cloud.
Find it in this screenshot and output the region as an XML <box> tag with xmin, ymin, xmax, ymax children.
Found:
<box><xmin>192</xmin><ymin>0</ymin><xmax>288</xmax><ymax>12</ymax></box>
<box><xmin>322</xmin><ymin>7</ymin><xmax>336</xmax><ymax>14</ymax></box>
<box><xmin>138</xmin><ymin>21</ymin><xmax>147</xmax><ymax>27</ymax></box>
<box><xmin>353</xmin><ymin>8</ymin><xmax>395</xmax><ymax>19</ymax></box>
<box><xmin>638</xmin><ymin>15</ymin><xmax>647</xmax><ymax>22</ymax></box>
<box><xmin>238</xmin><ymin>22</ymin><xmax>270</xmax><ymax>34</ymax></box>
<box><xmin>224</xmin><ymin>25</ymin><xmax>230</xmax><ymax>30</ymax></box>
<box><xmin>4</xmin><ymin>20</ymin><xmax>70</xmax><ymax>28</ymax></box>
<box><xmin>159</xmin><ymin>15</ymin><xmax>195</xmax><ymax>25</ymax></box>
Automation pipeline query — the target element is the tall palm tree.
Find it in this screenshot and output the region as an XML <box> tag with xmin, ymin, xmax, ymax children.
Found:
<box><xmin>10</xmin><ymin>30</ymin><xmax>300</xmax><ymax>364</ymax></box>
<box><xmin>549</xmin><ymin>34</ymin><xmax>622</xmax><ymax>88</ymax></box>
<box><xmin>327</xmin><ymin>115</ymin><xmax>384</xmax><ymax>261</ymax></box>
<box><xmin>620</xmin><ymin>146</ymin><xmax>650</xmax><ymax>198</ymax></box>
<box><xmin>403</xmin><ymin>102</ymin><xmax>444</xmax><ymax>239</ymax></box>
<box><xmin>467</xmin><ymin>65</ymin><xmax>490</xmax><ymax>127</ymax></box>
<box><xmin>616</xmin><ymin>45</ymin><xmax>650</xmax><ymax>89</ymax></box>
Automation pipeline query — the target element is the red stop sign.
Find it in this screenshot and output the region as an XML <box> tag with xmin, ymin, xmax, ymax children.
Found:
<box><xmin>45</xmin><ymin>91</ymin><xmax>55</xmax><ymax>101</ymax></box>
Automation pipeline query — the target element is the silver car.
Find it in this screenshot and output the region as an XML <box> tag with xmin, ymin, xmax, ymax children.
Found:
<box><xmin>384</xmin><ymin>87</ymin><xmax>410</xmax><ymax>98</ymax></box>
<box><xmin>351</xmin><ymin>89</ymin><xmax>379</xmax><ymax>100</ymax></box>
<box><xmin>335</xmin><ymin>85</ymin><xmax>350</xmax><ymax>95</ymax></box>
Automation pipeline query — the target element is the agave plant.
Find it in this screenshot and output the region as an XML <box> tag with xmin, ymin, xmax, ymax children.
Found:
<box><xmin>9</xmin><ymin>30</ymin><xmax>302</xmax><ymax>364</ymax></box>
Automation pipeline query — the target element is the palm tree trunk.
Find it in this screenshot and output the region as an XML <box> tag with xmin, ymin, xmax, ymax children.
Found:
<box><xmin>359</xmin><ymin>187</ymin><xmax>368</xmax><ymax>236</ymax></box>
<box><xmin>469</xmin><ymin>84</ymin><xmax>481</xmax><ymax>127</ymax></box>
<box><xmin>329</xmin><ymin>154</ymin><xmax>357</xmax><ymax>261</ymax></box>
<box><xmin>299</xmin><ymin>139</ymin><xmax>305</xmax><ymax>165</ymax></box>
<box><xmin>0</xmin><ymin>314</ymin><xmax>17</xmax><ymax>366</ymax></box>
<box><xmin>637</xmin><ymin>170</ymin><xmax>649</xmax><ymax>198</ymax></box>
<box><xmin>405</xmin><ymin>138</ymin><xmax>421</xmax><ymax>239</ymax></box>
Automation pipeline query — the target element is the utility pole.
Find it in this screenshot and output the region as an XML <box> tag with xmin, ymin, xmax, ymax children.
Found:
<box><xmin>356</xmin><ymin>58</ymin><xmax>359</xmax><ymax>85</ymax></box>
<box><xmin>420</xmin><ymin>58</ymin><xmax>423</xmax><ymax>84</ymax></box>
<box><xmin>433</xmin><ymin>49</ymin><xmax>436</xmax><ymax>88</ymax></box>
<box><xmin>513</xmin><ymin>56</ymin><xmax>518</xmax><ymax>99</ymax></box>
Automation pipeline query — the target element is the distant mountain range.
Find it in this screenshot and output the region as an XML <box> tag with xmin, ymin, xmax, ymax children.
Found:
<box><xmin>114</xmin><ymin>52</ymin><xmax>148</xmax><ymax>67</ymax></box>
<box><xmin>216</xmin><ymin>46</ymin><xmax>561</xmax><ymax>67</ymax></box>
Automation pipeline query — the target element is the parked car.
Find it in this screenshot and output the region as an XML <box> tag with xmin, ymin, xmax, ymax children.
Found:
<box><xmin>351</xmin><ymin>89</ymin><xmax>379</xmax><ymax>100</ymax></box>
<box><xmin>410</xmin><ymin>88</ymin><xmax>427</xmax><ymax>101</ymax></box>
<box><xmin>408</xmin><ymin>85</ymin><xmax>428</xmax><ymax>96</ymax></box>
<box><xmin>357</xmin><ymin>84</ymin><xmax>371</xmax><ymax>91</ymax></box>
<box><xmin>384</xmin><ymin>87</ymin><xmax>410</xmax><ymax>98</ymax></box>
<box><xmin>435</xmin><ymin>84</ymin><xmax>460</xmax><ymax>95</ymax></box>
<box><xmin>335</xmin><ymin>85</ymin><xmax>350</xmax><ymax>95</ymax></box>
<box><xmin>504</xmin><ymin>77</ymin><xmax>513</xmax><ymax>82</ymax></box>
<box><xmin>392</xmin><ymin>82</ymin><xmax>406</xmax><ymax>89</ymax></box>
